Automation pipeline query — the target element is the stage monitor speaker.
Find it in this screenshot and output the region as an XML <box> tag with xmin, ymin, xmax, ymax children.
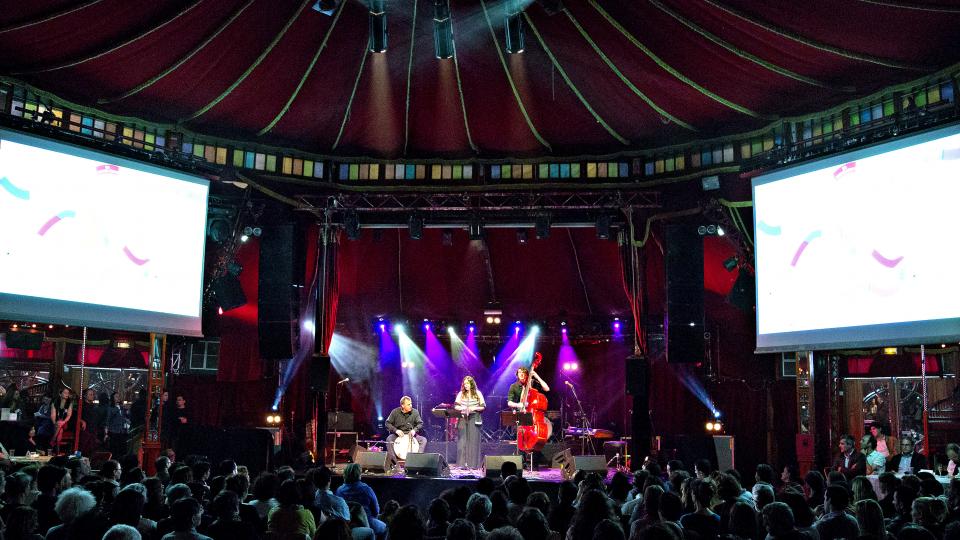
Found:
<box><xmin>258</xmin><ymin>221</ymin><xmax>301</xmax><ymax>359</ymax></box>
<box><xmin>557</xmin><ymin>452</ymin><xmax>607</xmax><ymax>480</ymax></box>
<box><xmin>483</xmin><ymin>455</ymin><xmax>523</xmax><ymax>477</ymax></box>
<box><xmin>405</xmin><ymin>453</ymin><xmax>450</xmax><ymax>478</ymax></box>
<box><xmin>3</xmin><ymin>331</ymin><xmax>44</xmax><ymax>350</ymax></box>
<box><xmin>665</xmin><ymin>224</ymin><xmax>704</xmax><ymax>363</ymax></box>
<box><xmin>552</xmin><ymin>448</ymin><xmax>573</xmax><ymax>470</ymax></box>
<box><xmin>355</xmin><ymin>450</ymin><xmax>389</xmax><ymax>473</ymax></box>
<box><xmin>625</xmin><ymin>355</ymin><xmax>647</xmax><ymax>395</ymax></box>
<box><xmin>310</xmin><ymin>354</ymin><xmax>331</xmax><ymax>391</ymax></box>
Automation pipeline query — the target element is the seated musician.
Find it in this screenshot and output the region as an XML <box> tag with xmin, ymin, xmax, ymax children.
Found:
<box><xmin>507</xmin><ymin>367</ymin><xmax>550</xmax><ymax>411</ymax></box>
<box><xmin>385</xmin><ymin>396</ymin><xmax>427</xmax><ymax>468</ymax></box>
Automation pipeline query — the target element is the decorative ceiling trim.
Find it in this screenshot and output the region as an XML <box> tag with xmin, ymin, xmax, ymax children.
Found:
<box><xmin>332</xmin><ymin>47</ymin><xmax>371</xmax><ymax>150</ymax></box>
<box><xmin>0</xmin><ymin>0</ymin><xmax>108</xmax><ymax>34</ymax></box>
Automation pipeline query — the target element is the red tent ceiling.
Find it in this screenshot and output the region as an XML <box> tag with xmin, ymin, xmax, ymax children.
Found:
<box><xmin>2</xmin><ymin>0</ymin><xmax>959</xmax><ymax>159</ymax></box>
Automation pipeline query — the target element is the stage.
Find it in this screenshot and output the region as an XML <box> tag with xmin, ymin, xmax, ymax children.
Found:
<box><xmin>327</xmin><ymin>465</ymin><xmax>621</xmax><ymax>509</ymax></box>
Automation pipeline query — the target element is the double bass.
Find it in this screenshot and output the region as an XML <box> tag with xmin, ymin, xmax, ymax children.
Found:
<box><xmin>517</xmin><ymin>352</ymin><xmax>551</xmax><ymax>452</ymax></box>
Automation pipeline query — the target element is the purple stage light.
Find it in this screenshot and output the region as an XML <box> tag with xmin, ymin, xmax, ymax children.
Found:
<box><xmin>379</xmin><ymin>323</ymin><xmax>386</xmax><ymax>332</ymax></box>
<box><xmin>561</xmin><ymin>327</ymin><xmax>567</xmax><ymax>334</ymax></box>
<box><xmin>571</xmin><ymin>362</ymin><xmax>578</xmax><ymax>371</ymax></box>
<box><xmin>562</xmin><ymin>362</ymin><xmax>570</xmax><ymax>371</ymax></box>
<box><xmin>424</xmin><ymin>323</ymin><xmax>431</xmax><ymax>332</ymax></box>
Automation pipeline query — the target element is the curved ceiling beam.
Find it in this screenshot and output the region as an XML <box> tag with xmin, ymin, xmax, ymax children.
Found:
<box><xmin>99</xmin><ymin>0</ymin><xmax>256</xmax><ymax>104</ymax></box>
<box><xmin>699</xmin><ymin>0</ymin><xmax>931</xmax><ymax>71</ymax></box>
<box><xmin>479</xmin><ymin>0</ymin><xmax>551</xmax><ymax>152</ymax></box>
<box><xmin>590</xmin><ymin>0</ymin><xmax>767</xmax><ymax>119</ymax></box>
<box><xmin>13</xmin><ymin>0</ymin><xmax>207</xmax><ymax>75</ymax></box>
<box><xmin>0</xmin><ymin>0</ymin><xmax>107</xmax><ymax>34</ymax></box>
<box><xmin>180</xmin><ymin>0</ymin><xmax>313</xmax><ymax>123</ymax></box>
<box><xmin>650</xmin><ymin>0</ymin><xmax>855</xmax><ymax>92</ymax></box>
<box><xmin>524</xmin><ymin>12</ymin><xmax>630</xmax><ymax>146</ymax></box>
<box><xmin>403</xmin><ymin>0</ymin><xmax>420</xmax><ymax>156</ymax></box>
<box><xmin>449</xmin><ymin>3</ymin><xmax>479</xmax><ymax>154</ymax></box>
<box><xmin>855</xmin><ymin>0</ymin><xmax>960</xmax><ymax>12</ymax></box>
<box><xmin>562</xmin><ymin>7</ymin><xmax>697</xmax><ymax>131</ymax></box>
<box><xmin>257</xmin><ymin>0</ymin><xmax>347</xmax><ymax>136</ymax></box>
<box><xmin>332</xmin><ymin>47</ymin><xmax>371</xmax><ymax>150</ymax></box>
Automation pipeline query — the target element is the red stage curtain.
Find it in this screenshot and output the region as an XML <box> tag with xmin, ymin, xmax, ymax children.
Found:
<box><xmin>217</xmin><ymin>239</ymin><xmax>262</xmax><ymax>383</ymax></box>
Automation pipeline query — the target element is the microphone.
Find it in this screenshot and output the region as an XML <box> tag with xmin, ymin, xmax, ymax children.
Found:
<box><xmin>337</xmin><ymin>377</ymin><xmax>350</xmax><ymax>385</ymax></box>
<box><xmin>564</xmin><ymin>380</ymin><xmax>574</xmax><ymax>388</ymax></box>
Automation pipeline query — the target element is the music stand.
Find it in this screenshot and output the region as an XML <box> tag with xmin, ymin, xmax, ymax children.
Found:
<box><xmin>432</xmin><ymin>406</ymin><xmax>460</xmax><ymax>465</ymax></box>
<box><xmin>500</xmin><ymin>410</ymin><xmax>534</xmax><ymax>472</ymax></box>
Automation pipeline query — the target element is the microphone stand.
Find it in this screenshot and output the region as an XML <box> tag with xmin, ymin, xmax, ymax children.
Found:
<box><xmin>567</xmin><ymin>382</ymin><xmax>595</xmax><ymax>455</ymax></box>
<box><xmin>329</xmin><ymin>381</ymin><xmax>343</xmax><ymax>468</ymax></box>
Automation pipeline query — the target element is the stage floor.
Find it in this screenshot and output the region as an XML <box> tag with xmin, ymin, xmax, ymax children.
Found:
<box><xmin>329</xmin><ymin>464</ymin><xmax>619</xmax><ymax>482</ymax></box>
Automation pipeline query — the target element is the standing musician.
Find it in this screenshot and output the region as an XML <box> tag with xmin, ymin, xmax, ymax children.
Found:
<box><xmin>384</xmin><ymin>396</ymin><xmax>426</xmax><ymax>468</ymax></box>
<box><xmin>507</xmin><ymin>366</ymin><xmax>550</xmax><ymax>410</ymax></box>
<box><xmin>455</xmin><ymin>376</ymin><xmax>486</xmax><ymax>469</ymax></box>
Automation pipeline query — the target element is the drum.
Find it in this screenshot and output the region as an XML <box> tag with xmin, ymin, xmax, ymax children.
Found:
<box><xmin>394</xmin><ymin>432</ymin><xmax>420</xmax><ymax>460</ymax></box>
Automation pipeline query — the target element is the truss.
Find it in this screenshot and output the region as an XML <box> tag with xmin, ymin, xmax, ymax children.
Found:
<box><xmin>321</xmin><ymin>190</ymin><xmax>660</xmax><ymax>213</ymax></box>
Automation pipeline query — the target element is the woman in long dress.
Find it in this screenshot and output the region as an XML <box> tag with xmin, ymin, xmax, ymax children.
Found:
<box><xmin>455</xmin><ymin>376</ymin><xmax>485</xmax><ymax>469</ymax></box>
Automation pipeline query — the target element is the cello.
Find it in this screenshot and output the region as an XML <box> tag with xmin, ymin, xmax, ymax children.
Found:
<box><xmin>517</xmin><ymin>352</ymin><xmax>551</xmax><ymax>452</ymax></box>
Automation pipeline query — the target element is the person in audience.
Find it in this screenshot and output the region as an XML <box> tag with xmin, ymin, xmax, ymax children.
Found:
<box><xmin>679</xmin><ymin>479</ymin><xmax>720</xmax><ymax>540</ymax></box>
<box><xmin>856</xmin><ymin>499</ymin><xmax>890</xmax><ymax>540</ymax></box>
<box><xmin>871</xmin><ymin>425</ymin><xmax>896</xmax><ymax>458</ymax></box>
<box><xmin>609</xmin><ymin>472</ymin><xmax>633</xmax><ymax>507</ymax></box>
<box><xmin>878</xmin><ymin>472</ymin><xmax>902</xmax><ymax>518</ymax></box>
<box><xmin>629</xmin><ymin>485</ymin><xmax>663</xmax><ymax>534</ymax></box>
<box><xmin>348</xmin><ymin>500</ymin><xmax>376</xmax><ymax>540</ymax></box>
<box><xmin>726</xmin><ymin>501</ymin><xmax>758</xmax><ymax>540</ymax></box>
<box><xmin>486</xmin><ymin>527</ymin><xmax>524</xmax><ymax>540</ymax></box>
<box><xmin>446</xmin><ymin>518</ymin><xmax>476</xmax><ymax>540</ymax></box>
<box><xmin>336</xmin><ymin>463</ymin><xmax>386</xmax><ymax>538</ymax></box>
<box><xmin>33</xmin><ymin>464</ymin><xmax>69</xmax><ymax>534</ymax></box>
<box><xmin>506</xmin><ymin>477</ymin><xmax>532</xmax><ymax>524</ymax></box>
<box><xmin>2</xmin><ymin>472</ymin><xmax>33</xmax><ymax>524</ymax></box>
<box><xmin>713</xmin><ymin>474</ymin><xmax>742</xmax><ymax>533</ymax></box>
<box><xmin>761</xmin><ymin>502</ymin><xmax>801</xmax><ymax>540</ymax></box>
<box><xmin>388</xmin><ymin>505</ymin><xmax>426</xmax><ymax>540</ymax></box>
<box><xmin>312</xmin><ymin>466</ymin><xmax>349</xmax><ymax>522</ymax></box>
<box><xmin>753</xmin><ymin>483</ymin><xmax>775</xmax><ymax>513</ymax></box>
<box><xmin>668</xmin><ymin>471</ymin><xmax>690</xmax><ymax>501</ymax></box>
<box><xmin>466</xmin><ymin>493</ymin><xmax>492</xmax><ymax>539</ymax></box>
<box><xmin>549</xmin><ymin>482</ymin><xmax>576</xmax><ymax>538</ymax></box>
<box><xmin>889</xmin><ymin>438</ymin><xmax>928</xmax><ymax>475</ymax></box>
<box><xmin>832</xmin><ymin>434</ymin><xmax>867</xmax><ymax>479</ymax></box>
<box><xmin>104</xmin><ymin>524</ymin><xmax>142</xmax><ymax>540</ymax></box>
<box><xmin>45</xmin><ymin>486</ymin><xmax>103</xmax><ymax>540</ymax></box>
<box><xmin>918</xmin><ymin>475</ymin><xmax>944</xmax><ymax>498</ymax></box>
<box><xmin>853</xmin><ymin>476</ymin><xmax>880</xmax><ymax>503</ymax></box>
<box><xmin>516</xmin><ymin>507</ymin><xmax>554</xmax><ymax>540</ymax></box>
<box><xmin>427</xmin><ymin>498</ymin><xmax>451</xmax><ymax>537</ymax></box>
<box><xmin>155</xmin><ymin>457</ymin><xmax>172</xmax><ymax>487</ymax></box>
<box><xmin>223</xmin><ymin>474</ymin><xmax>261</xmax><ymax>532</ymax></box>
<box><xmin>485</xmin><ymin>491</ymin><xmax>511</xmax><ymax>532</ymax></box>
<box><xmin>816</xmin><ymin>484</ymin><xmax>860</xmax><ymax>540</ymax></box>
<box><xmin>887</xmin><ymin>486</ymin><xmax>919</xmax><ymax>537</ymax></box>
<box><xmin>379</xmin><ymin>500</ymin><xmax>401</xmax><ymax>527</ymax></box>
<box><xmin>911</xmin><ymin>497</ymin><xmax>947</xmax><ymax>539</ymax></box>
<box><xmin>898</xmin><ymin>525</ymin><xmax>937</xmax><ymax>540</ymax></box>
<box><xmin>142</xmin><ymin>477</ymin><xmax>167</xmax><ymax>521</ymax></box>
<box><xmin>111</xmin><ymin>487</ymin><xmax>156</xmax><ymax>540</ymax></box>
<box><xmin>205</xmin><ymin>490</ymin><xmax>256</xmax><ymax>540</ymax></box>
<box><xmin>316</xmin><ymin>517</ymin><xmax>353</xmax><ymax>540</ymax></box>
<box><xmin>803</xmin><ymin>471</ymin><xmax>826</xmax><ymax>510</ymax></box>
<box><xmin>525</xmin><ymin>492</ymin><xmax>551</xmax><ymax>522</ymax></box>
<box><xmin>863</xmin><ymin>434</ymin><xmax>886</xmax><ymax>474</ymax></box>
<box><xmin>755</xmin><ymin>464</ymin><xmax>776</xmax><ymax>487</ymax></box>
<box><xmin>249</xmin><ymin>472</ymin><xmax>279</xmax><ymax>521</ymax></box>
<box><xmin>6</xmin><ymin>506</ymin><xmax>43</xmax><ymax>540</ymax></box>
<box><xmin>162</xmin><ymin>497</ymin><xmax>211</xmax><ymax>540</ymax></box>
<box><xmin>941</xmin><ymin>443</ymin><xmax>960</xmax><ymax>477</ymax></box>
<box><xmin>592</xmin><ymin>518</ymin><xmax>624</xmax><ymax>540</ymax></box>
<box><xmin>779</xmin><ymin>489</ymin><xmax>816</xmax><ymax>539</ymax></box>
<box><xmin>567</xmin><ymin>489</ymin><xmax>616</xmax><ymax>540</ymax></box>
<box><xmin>694</xmin><ymin>460</ymin><xmax>713</xmax><ymax>480</ymax></box>
<box><xmin>657</xmin><ymin>492</ymin><xmax>684</xmax><ymax>539</ymax></box>
<box><xmin>266</xmin><ymin>479</ymin><xmax>316</xmax><ymax>538</ymax></box>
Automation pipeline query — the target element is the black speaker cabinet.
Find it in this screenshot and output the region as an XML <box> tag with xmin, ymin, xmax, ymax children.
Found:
<box><xmin>483</xmin><ymin>455</ymin><xmax>523</xmax><ymax>477</ymax></box>
<box><xmin>665</xmin><ymin>224</ymin><xmax>704</xmax><ymax>363</ymax></box>
<box><xmin>405</xmin><ymin>453</ymin><xmax>450</xmax><ymax>477</ymax></box>
<box><xmin>555</xmin><ymin>449</ymin><xmax>607</xmax><ymax>480</ymax></box>
<box><xmin>355</xmin><ymin>450</ymin><xmax>389</xmax><ymax>473</ymax></box>
<box><xmin>258</xmin><ymin>221</ymin><xmax>301</xmax><ymax>359</ymax></box>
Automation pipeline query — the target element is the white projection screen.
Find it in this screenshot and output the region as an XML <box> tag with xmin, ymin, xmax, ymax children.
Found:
<box><xmin>0</xmin><ymin>128</ymin><xmax>209</xmax><ymax>336</ymax></box>
<box><xmin>753</xmin><ymin>123</ymin><xmax>960</xmax><ymax>352</ymax></box>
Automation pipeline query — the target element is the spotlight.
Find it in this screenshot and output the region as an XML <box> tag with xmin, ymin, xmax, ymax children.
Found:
<box><xmin>423</xmin><ymin>319</ymin><xmax>432</xmax><ymax>332</ymax></box>
<box><xmin>218</xmin><ymin>307</ymin><xmax>224</xmax><ymax>315</ymax></box>
<box><xmin>723</xmin><ymin>257</ymin><xmax>739</xmax><ymax>272</ymax></box>
<box><xmin>882</xmin><ymin>347</ymin><xmax>898</xmax><ymax>355</ymax></box>
<box><xmin>516</xmin><ymin>229</ymin><xmax>528</xmax><ymax>245</ymax></box>
<box><xmin>408</xmin><ymin>215</ymin><xmax>424</xmax><ymax>240</ymax></box>
<box><xmin>10</xmin><ymin>324</ymin><xmax>17</xmax><ymax>329</ymax></box>
<box><xmin>486</xmin><ymin>316</ymin><xmax>494</xmax><ymax>324</ymax></box>
<box><xmin>613</xmin><ymin>318</ymin><xmax>622</xmax><ymax>331</ymax></box>
<box><xmin>705</xmin><ymin>422</ymin><xmax>714</xmax><ymax>431</ymax></box>
<box><xmin>596</xmin><ymin>214</ymin><xmax>612</xmax><ymax>240</ymax></box>
<box><xmin>368</xmin><ymin>0</ymin><xmax>388</xmax><ymax>53</ymax></box>
<box><xmin>469</xmin><ymin>216</ymin><xmax>483</xmax><ymax>240</ymax></box>
<box><xmin>713</xmin><ymin>411</ymin><xmax>721</xmax><ymax>419</ymax></box>
<box><xmin>535</xmin><ymin>214</ymin><xmax>551</xmax><ymax>239</ymax></box>
<box><xmin>393</xmin><ymin>323</ymin><xmax>406</xmax><ymax>334</ymax></box>
<box><xmin>447</xmin><ymin>325</ymin><xmax>456</xmax><ymax>335</ymax></box>
<box><xmin>563</xmin><ymin>362</ymin><xmax>570</xmax><ymax>371</ymax></box>
<box><xmin>531</xmin><ymin>325</ymin><xmax>540</xmax><ymax>334</ymax></box>
<box><xmin>433</xmin><ymin>0</ymin><xmax>454</xmax><ymax>59</ymax></box>
<box><xmin>312</xmin><ymin>0</ymin><xmax>340</xmax><ymax>15</ymax></box>
<box><xmin>344</xmin><ymin>211</ymin><xmax>361</xmax><ymax>240</ymax></box>
<box><xmin>494</xmin><ymin>317</ymin><xmax>501</xmax><ymax>324</ymax></box>
<box><xmin>240</xmin><ymin>234</ymin><xmax>249</xmax><ymax>242</ymax></box>
<box><xmin>379</xmin><ymin>323</ymin><xmax>386</xmax><ymax>332</ymax></box>
<box><xmin>698</xmin><ymin>224</ymin><xmax>719</xmax><ymax>236</ymax></box>
<box><xmin>504</xmin><ymin>0</ymin><xmax>524</xmax><ymax>53</ymax></box>
<box><xmin>468</xmin><ymin>322</ymin><xmax>476</xmax><ymax>333</ymax></box>
<box><xmin>717</xmin><ymin>226</ymin><xmax>725</xmax><ymax>237</ymax></box>
<box><xmin>561</xmin><ymin>327</ymin><xmax>567</xmax><ymax>335</ymax></box>
<box><xmin>266</xmin><ymin>414</ymin><xmax>282</xmax><ymax>425</ymax></box>
<box><xmin>571</xmin><ymin>362</ymin><xmax>578</xmax><ymax>371</ymax></box>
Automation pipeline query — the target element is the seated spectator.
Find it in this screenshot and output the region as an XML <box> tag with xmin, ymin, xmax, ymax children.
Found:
<box><xmin>815</xmin><ymin>485</ymin><xmax>860</xmax><ymax>540</ymax></box>
<box><xmin>6</xmin><ymin>506</ymin><xmax>43</xmax><ymax>540</ymax></box>
<box><xmin>427</xmin><ymin>498</ymin><xmax>451</xmax><ymax>537</ymax></box>
<box><xmin>155</xmin><ymin>457</ymin><xmax>171</xmax><ymax>486</ymax></box>
<box><xmin>316</xmin><ymin>517</ymin><xmax>353</xmax><ymax>540</ymax></box>
<box><xmin>897</xmin><ymin>525</ymin><xmax>937</xmax><ymax>540</ymax></box>
<box><xmin>335</xmin><ymin>464</ymin><xmax>386</xmax><ymax>538</ymax></box>
<box><xmin>629</xmin><ymin>485</ymin><xmax>663</xmax><ymax>534</ymax></box>
<box><xmin>762</xmin><ymin>501</ymin><xmax>802</xmax><ymax>540</ymax></box>
<box><xmin>205</xmin><ymin>490</ymin><xmax>257</xmax><ymax>540</ymax></box>
<box><xmin>525</xmin><ymin>492</ymin><xmax>551</xmax><ymax>521</ymax></box>
<box><xmin>313</xmin><ymin>467</ymin><xmax>349</xmax><ymax>522</ymax></box>
<box><xmin>506</xmin><ymin>478</ymin><xmax>532</xmax><ymax>524</ymax></box>
<box><xmin>484</xmin><ymin>491</ymin><xmax>511</xmax><ymax>532</ymax></box>
<box><xmin>878</xmin><ymin>473</ymin><xmax>901</xmax><ymax>519</ymax></box>
<box><xmin>348</xmin><ymin>501</ymin><xmax>376</xmax><ymax>540</ymax></box>
<box><xmin>515</xmin><ymin>507</ymin><xmax>554</xmax><ymax>540</ymax></box>
<box><xmin>593</xmin><ymin>518</ymin><xmax>624</xmax><ymax>540</ymax></box>
<box><xmin>713</xmin><ymin>474</ymin><xmax>742</xmax><ymax>534</ymax></box>
<box><xmin>726</xmin><ymin>501</ymin><xmax>758</xmax><ymax>540</ymax></box>
<box><xmin>267</xmin><ymin>479</ymin><xmax>316</xmax><ymax>538</ymax></box>
<box><xmin>2</xmin><ymin>472</ymin><xmax>33</xmax><ymax>524</ymax></box>
<box><xmin>248</xmin><ymin>472</ymin><xmax>279</xmax><ymax>522</ymax></box>
<box><xmin>33</xmin><ymin>464</ymin><xmax>69</xmax><ymax>534</ymax></box>
<box><xmin>103</xmin><ymin>524</ymin><xmax>142</xmax><ymax>540</ymax></box>
<box><xmin>886</xmin><ymin>487</ymin><xmax>919</xmax><ymax>537</ymax></box>
<box><xmin>467</xmin><ymin>493</ymin><xmax>492</xmax><ymax>539</ymax></box>
<box><xmin>694</xmin><ymin>460</ymin><xmax>713</xmax><ymax>480</ymax></box>
<box><xmin>855</xmin><ymin>499</ymin><xmax>890</xmax><ymax>540</ymax></box>
<box><xmin>548</xmin><ymin>482</ymin><xmax>576</xmax><ymax>538</ymax></box>
<box><xmin>609</xmin><ymin>472</ymin><xmax>633</xmax><ymax>507</ymax></box>
<box><xmin>852</xmin><ymin>476</ymin><xmax>879</xmax><ymax>503</ymax></box>
<box><xmin>388</xmin><ymin>505</ymin><xmax>426</xmax><ymax>540</ymax></box>
<box><xmin>911</xmin><ymin>497</ymin><xmax>947</xmax><ymax>539</ymax></box>
<box><xmin>486</xmin><ymin>527</ymin><xmax>524</xmax><ymax>540</ymax></box>
<box><xmin>803</xmin><ymin>471</ymin><xmax>826</xmax><ymax>510</ymax></box>
<box><xmin>679</xmin><ymin>479</ymin><xmax>720</xmax><ymax>540</ymax></box>
<box><xmin>379</xmin><ymin>500</ymin><xmax>401</xmax><ymax>526</ymax></box>
<box><xmin>446</xmin><ymin>518</ymin><xmax>476</xmax><ymax>540</ymax></box>
<box><xmin>157</xmin><ymin>484</ymin><xmax>194</xmax><ymax>538</ymax></box>
<box><xmin>752</xmin><ymin>483</ymin><xmax>775</xmax><ymax>513</ymax></box>
<box><xmin>658</xmin><ymin>492</ymin><xmax>684</xmax><ymax>534</ymax></box>
<box><xmin>778</xmin><ymin>489</ymin><xmax>816</xmax><ymax>538</ymax></box>
<box><xmin>162</xmin><ymin>497</ymin><xmax>212</xmax><ymax>540</ymax></box>
<box><xmin>567</xmin><ymin>489</ymin><xmax>616</xmax><ymax>540</ymax></box>
<box><xmin>889</xmin><ymin>439</ymin><xmax>927</xmax><ymax>475</ymax></box>
<box><xmin>111</xmin><ymin>487</ymin><xmax>157</xmax><ymax>540</ymax></box>
<box><xmin>223</xmin><ymin>474</ymin><xmax>261</xmax><ymax>532</ymax></box>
